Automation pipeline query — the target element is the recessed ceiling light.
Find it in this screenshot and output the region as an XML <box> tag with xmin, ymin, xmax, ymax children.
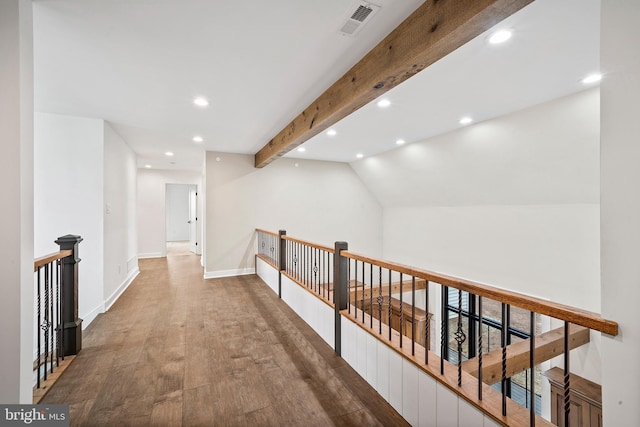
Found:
<box><xmin>144</xmin><ymin>164</ymin><xmax>151</xmax><ymax>169</ymax></box>
<box><xmin>396</xmin><ymin>139</ymin><xmax>406</xmax><ymax>145</ymax></box>
<box><xmin>297</xmin><ymin>147</ymin><xmax>306</xmax><ymax>152</ymax></box>
<box><xmin>165</xmin><ymin>151</ymin><xmax>174</xmax><ymax>156</ymax></box>
<box><xmin>193</xmin><ymin>97</ymin><xmax>209</xmax><ymax>107</ymax></box>
<box><xmin>193</xmin><ymin>136</ymin><xmax>204</xmax><ymax>143</ymax></box>
<box><xmin>582</xmin><ymin>73</ymin><xmax>602</xmax><ymax>84</ymax></box>
<box><xmin>377</xmin><ymin>99</ymin><xmax>391</xmax><ymax>108</ymax></box>
<box><xmin>327</xmin><ymin>129</ymin><xmax>337</xmax><ymax>136</ymax></box>
<box><xmin>459</xmin><ymin>117</ymin><xmax>473</xmax><ymax>125</ymax></box>
<box><xmin>489</xmin><ymin>29</ymin><xmax>512</xmax><ymax>44</ymax></box>
<box><xmin>356</xmin><ymin>153</ymin><xmax>364</xmax><ymax>159</ymax></box>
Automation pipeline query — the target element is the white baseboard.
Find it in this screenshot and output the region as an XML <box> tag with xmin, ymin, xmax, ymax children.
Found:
<box><xmin>105</xmin><ymin>267</ymin><xmax>140</xmax><ymax>311</ymax></box>
<box><xmin>204</xmin><ymin>268</ymin><xmax>255</xmax><ymax>279</ymax></box>
<box><xmin>138</xmin><ymin>252</ymin><xmax>163</xmax><ymax>259</ymax></box>
<box><xmin>81</xmin><ymin>303</ymin><xmax>105</xmax><ymax>329</ymax></box>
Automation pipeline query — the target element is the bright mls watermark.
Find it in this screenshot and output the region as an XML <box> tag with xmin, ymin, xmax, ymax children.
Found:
<box><xmin>1</xmin><ymin>405</ymin><xmax>69</xmax><ymax>426</ymax></box>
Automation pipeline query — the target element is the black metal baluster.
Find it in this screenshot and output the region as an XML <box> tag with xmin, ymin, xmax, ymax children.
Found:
<box><xmin>44</xmin><ymin>264</ymin><xmax>50</xmax><ymax>381</ymax></box>
<box><xmin>388</xmin><ymin>269</ymin><xmax>392</xmax><ymax>341</ymax></box>
<box><xmin>441</xmin><ymin>285</ymin><xmax>446</xmax><ymax>375</ymax></box>
<box><xmin>412</xmin><ymin>276</ymin><xmax>416</xmax><ymax>356</ymax></box>
<box><xmin>501</xmin><ymin>303</ymin><xmax>508</xmax><ymax>416</ymax></box>
<box><xmin>369</xmin><ymin>263</ymin><xmax>373</xmax><ymax>329</ymax></box>
<box><xmin>313</xmin><ymin>248</ymin><xmax>318</xmax><ymax>294</ymax></box>
<box><xmin>361</xmin><ymin>261</ymin><xmax>365</xmax><ymax>324</ymax></box>
<box><xmin>347</xmin><ymin>257</ymin><xmax>351</xmax><ymax>313</ymax></box>
<box><xmin>49</xmin><ymin>262</ymin><xmax>54</xmax><ymax>374</ymax></box>
<box><xmin>564</xmin><ymin>321</ymin><xmax>571</xmax><ymax>427</ymax></box>
<box><xmin>530</xmin><ymin>311</ymin><xmax>536</xmax><ymax>426</ymax></box>
<box><xmin>37</xmin><ymin>267</ymin><xmax>42</xmax><ymax>389</ymax></box>
<box><xmin>324</xmin><ymin>250</ymin><xmax>328</xmax><ymax>300</ymax></box>
<box><xmin>55</xmin><ymin>260</ymin><xmax>60</xmax><ymax>367</ymax></box>
<box><xmin>320</xmin><ymin>249</ymin><xmax>324</xmax><ymax>299</ymax></box>
<box><xmin>478</xmin><ymin>296</ymin><xmax>483</xmax><ymax>400</ymax></box>
<box><xmin>399</xmin><ymin>273</ymin><xmax>403</xmax><ymax>348</ymax></box>
<box><xmin>308</xmin><ymin>246</ymin><xmax>312</xmax><ymax>290</ymax></box>
<box><xmin>294</xmin><ymin>243</ymin><xmax>298</xmax><ymax>280</ymax></box>
<box><xmin>425</xmin><ymin>280</ymin><xmax>429</xmax><ymax>365</ymax></box>
<box><xmin>455</xmin><ymin>289</ymin><xmax>467</xmax><ymax>387</ymax></box>
<box><xmin>59</xmin><ymin>259</ymin><xmax>65</xmax><ymax>361</ymax></box>
<box><xmin>378</xmin><ymin>267</ymin><xmax>383</xmax><ymax>335</ymax></box>
<box><xmin>354</xmin><ymin>260</ymin><xmax>358</xmax><ymax>317</ymax></box>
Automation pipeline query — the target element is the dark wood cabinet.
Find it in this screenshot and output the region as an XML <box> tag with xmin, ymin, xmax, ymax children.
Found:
<box><xmin>543</xmin><ymin>367</ymin><xmax>602</xmax><ymax>427</ymax></box>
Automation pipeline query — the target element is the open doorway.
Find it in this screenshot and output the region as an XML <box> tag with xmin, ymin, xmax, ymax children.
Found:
<box><xmin>165</xmin><ymin>183</ymin><xmax>198</xmax><ymax>256</ymax></box>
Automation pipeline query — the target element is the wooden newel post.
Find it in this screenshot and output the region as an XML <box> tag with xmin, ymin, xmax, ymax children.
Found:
<box><xmin>334</xmin><ymin>241</ymin><xmax>348</xmax><ymax>356</ymax></box>
<box><xmin>55</xmin><ymin>234</ymin><xmax>83</xmax><ymax>355</ymax></box>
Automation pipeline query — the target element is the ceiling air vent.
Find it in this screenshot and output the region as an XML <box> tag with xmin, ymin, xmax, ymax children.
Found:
<box><xmin>339</xmin><ymin>2</ymin><xmax>380</xmax><ymax>37</ymax></box>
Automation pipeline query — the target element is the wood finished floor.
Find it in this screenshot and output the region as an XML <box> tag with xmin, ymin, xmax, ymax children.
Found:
<box><xmin>42</xmin><ymin>254</ymin><xmax>409</xmax><ymax>426</ymax></box>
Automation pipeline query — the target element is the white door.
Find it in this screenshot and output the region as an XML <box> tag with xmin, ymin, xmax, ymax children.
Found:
<box><xmin>188</xmin><ymin>188</ymin><xmax>197</xmax><ymax>253</ymax></box>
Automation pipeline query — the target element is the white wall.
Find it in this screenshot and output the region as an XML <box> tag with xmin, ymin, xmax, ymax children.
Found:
<box><xmin>34</xmin><ymin>115</ymin><xmax>138</xmax><ymax>327</ymax></box>
<box><xmin>600</xmin><ymin>1</ymin><xmax>640</xmax><ymax>425</ymax></box>
<box><xmin>137</xmin><ymin>169</ymin><xmax>202</xmax><ymax>258</ymax></box>
<box><xmin>351</xmin><ymin>88</ymin><xmax>599</xmax><ymax>306</ymax></box>
<box><xmin>165</xmin><ymin>184</ymin><xmax>191</xmax><ymax>241</ymax></box>
<box><xmin>103</xmin><ymin>122</ymin><xmax>139</xmax><ymax>310</ymax></box>
<box><xmin>204</xmin><ymin>153</ymin><xmax>382</xmax><ymax>277</ymax></box>
<box><xmin>34</xmin><ymin>112</ymin><xmax>105</xmax><ymax>326</ymax></box>
<box><xmin>0</xmin><ymin>0</ymin><xmax>34</xmax><ymax>403</ymax></box>
<box><xmin>351</xmin><ymin>89</ymin><xmax>602</xmax><ymax>382</ymax></box>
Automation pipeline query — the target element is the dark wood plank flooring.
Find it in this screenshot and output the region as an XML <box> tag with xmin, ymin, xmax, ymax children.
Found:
<box><xmin>42</xmin><ymin>254</ymin><xmax>408</xmax><ymax>426</ymax></box>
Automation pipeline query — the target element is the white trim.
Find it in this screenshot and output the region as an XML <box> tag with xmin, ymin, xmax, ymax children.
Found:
<box><xmin>104</xmin><ymin>267</ymin><xmax>140</xmax><ymax>311</ymax></box>
<box><xmin>81</xmin><ymin>302</ymin><xmax>105</xmax><ymax>329</ymax></box>
<box><xmin>138</xmin><ymin>252</ymin><xmax>163</xmax><ymax>259</ymax></box>
<box><xmin>127</xmin><ymin>255</ymin><xmax>138</xmax><ymax>273</ymax></box>
<box><xmin>204</xmin><ymin>268</ymin><xmax>255</xmax><ymax>279</ymax></box>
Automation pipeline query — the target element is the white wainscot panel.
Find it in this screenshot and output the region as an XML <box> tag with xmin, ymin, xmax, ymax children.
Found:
<box><xmin>342</xmin><ymin>318</ymin><xmax>356</xmax><ymax>367</ymax></box>
<box><xmin>356</xmin><ymin>324</ymin><xmax>368</xmax><ymax>378</ymax></box>
<box><xmin>389</xmin><ymin>350</ymin><xmax>404</xmax><ymax>414</ymax></box>
<box><xmin>376</xmin><ymin>340</ymin><xmax>390</xmax><ymax>401</ymax></box>
<box><xmin>365</xmin><ymin>333</ymin><xmax>378</xmax><ymax>390</ymax></box>
<box><xmin>402</xmin><ymin>359</ymin><xmax>419</xmax><ymax>426</ymax></box>
<box><xmin>436</xmin><ymin>382</ymin><xmax>458</xmax><ymax>427</ymax></box>
<box><xmin>484</xmin><ymin>415</ymin><xmax>501</xmax><ymax>427</ymax></box>
<box><xmin>459</xmin><ymin>398</ymin><xmax>483</xmax><ymax>427</ymax></box>
<box><xmin>418</xmin><ymin>370</ymin><xmax>437</xmax><ymax>427</ymax></box>
<box><xmin>256</xmin><ymin>257</ymin><xmax>279</xmax><ymax>294</ymax></box>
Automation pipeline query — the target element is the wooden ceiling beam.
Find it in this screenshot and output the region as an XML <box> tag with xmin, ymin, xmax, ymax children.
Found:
<box><xmin>254</xmin><ymin>0</ymin><xmax>533</xmax><ymax>168</ymax></box>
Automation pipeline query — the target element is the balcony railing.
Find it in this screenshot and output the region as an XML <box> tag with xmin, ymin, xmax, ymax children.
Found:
<box><xmin>255</xmin><ymin>228</ymin><xmax>618</xmax><ymax>427</ymax></box>
<box><xmin>32</xmin><ymin>235</ymin><xmax>83</xmax><ymax>403</ymax></box>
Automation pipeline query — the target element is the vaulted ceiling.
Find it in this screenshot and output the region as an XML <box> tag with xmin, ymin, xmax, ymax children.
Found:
<box><xmin>33</xmin><ymin>0</ymin><xmax>600</xmax><ymax>170</ymax></box>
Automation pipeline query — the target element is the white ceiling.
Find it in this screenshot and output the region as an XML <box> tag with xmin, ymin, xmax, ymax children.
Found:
<box><xmin>33</xmin><ymin>0</ymin><xmax>600</xmax><ymax>170</ymax></box>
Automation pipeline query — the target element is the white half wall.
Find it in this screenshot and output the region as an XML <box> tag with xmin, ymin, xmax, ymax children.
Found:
<box><xmin>34</xmin><ymin>112</ymin><xmax>105</xmax><ymax>326</ymax></box>
<box><xmin>204</xmin><ymin>153</ymin><xmax>382</xmax><ymax>277</ymax></box>
<box><xmin>0</xmin><ymin>0</ymin><xmax>34</xmax><ymax>403</ymax></box>
<box><xmin>103</xmin><ymin>122</ymin><xmax>139</xmax><ymax>310</ymax></box>
<box><xmin>600</xmin><ymin>1</ymin><xmax>640</xmax><ymax>425</ymax></box>
<box><xmin>256</xmin><ymin>257</ymin><xmax>334</xmax><ymax>349</ymax></box>
<box><xmin>341</xmin><ymin>316</ymin><xmax>498</xmax><ymax>427</ymax></box>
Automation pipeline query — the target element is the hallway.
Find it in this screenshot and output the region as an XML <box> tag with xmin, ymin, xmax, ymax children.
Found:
<box><xmin>41</xmin><ymin>254</ymin><xmax>408</xmax><ymax>426</ymax></box>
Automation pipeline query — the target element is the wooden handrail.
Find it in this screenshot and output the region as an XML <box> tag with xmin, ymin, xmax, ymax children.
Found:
<box><xmin>342</xmin><ymin>250</ymin><xmax>618</xmax><ymax>336</ymax></box>
<box><xmin>282</xmin><ymin>235</ymin><xmax>335</xmax><ymax>254</ymax></box>
<box><xmin>255</xmin><ymin>228</ymin><xmax>280</xmax><ymax>237</ymax></box>
<box><xmin>34</xmin><ymin>250</ymin><xmax>72</xmax><ymax>272</ymax></box>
